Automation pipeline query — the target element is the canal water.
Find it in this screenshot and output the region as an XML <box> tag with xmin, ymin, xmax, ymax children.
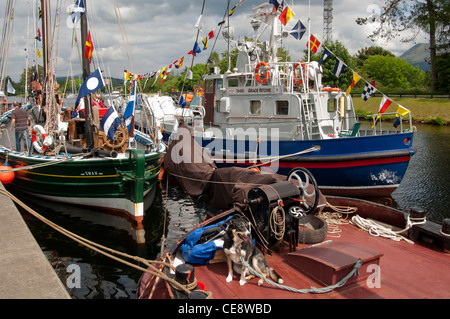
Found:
<box><xmin>8</xmin><ymin>122</ymin><xmax>450</xmax><ymax>299</ymax></box>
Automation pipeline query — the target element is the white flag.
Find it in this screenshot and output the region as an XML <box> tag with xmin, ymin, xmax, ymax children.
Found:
<box><xmin>7</xmin><ymin>79</ymin><xmax>15</xmax><ymax>94</ymax></box>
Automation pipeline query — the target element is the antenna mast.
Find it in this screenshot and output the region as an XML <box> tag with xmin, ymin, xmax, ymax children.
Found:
<box><xmin>323</xmin><ymin>0</ymin><xmax>333</xmax><ymax>43</ymax></box>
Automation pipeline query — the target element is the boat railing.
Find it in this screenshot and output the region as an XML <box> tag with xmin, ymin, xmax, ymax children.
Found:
<box><xmin>369</xmin><ymin>111</ymin><xmax>414</xmax><ymax>135</ymax></box>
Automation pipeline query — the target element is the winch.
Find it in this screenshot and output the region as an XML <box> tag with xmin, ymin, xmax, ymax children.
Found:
<box><xmin>246</xmin><ymin>168</ymin><xmax>319</xmax><ymax>247</ymax></box>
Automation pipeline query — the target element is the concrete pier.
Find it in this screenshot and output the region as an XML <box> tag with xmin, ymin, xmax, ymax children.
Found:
<box><xmin>0</xmin><ymin>182</ymin><xmax>70</xmax><ymax>299</ymax></box>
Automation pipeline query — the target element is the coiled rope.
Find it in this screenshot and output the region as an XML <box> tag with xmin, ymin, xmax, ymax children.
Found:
<box><xmin>349</xmin><ymin>214</ymin><xmax>426</xmax><ymax>244</ymax></box>
<box><xmin>240</xmin><ymin>256</ymin><xmax>362</xmax><ymax>294</ymax></box>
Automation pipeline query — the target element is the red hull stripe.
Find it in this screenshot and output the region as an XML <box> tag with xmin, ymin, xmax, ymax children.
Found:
<box><xmin>215</xmin><ymin>155</ymin><xmax>411</xmax><ymax>169</ymax></box>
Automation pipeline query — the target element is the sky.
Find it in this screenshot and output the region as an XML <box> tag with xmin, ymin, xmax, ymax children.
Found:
<box><xmin>3</xmin><ymin>0</ymin><xmax>427</xmax><ymax>83</ymax></box>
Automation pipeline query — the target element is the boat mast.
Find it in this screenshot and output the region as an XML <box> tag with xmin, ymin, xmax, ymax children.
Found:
<box><xmin>80</xmin><ymin>0</ymin><xmax>94</xmax><ymax>149</ymax></box>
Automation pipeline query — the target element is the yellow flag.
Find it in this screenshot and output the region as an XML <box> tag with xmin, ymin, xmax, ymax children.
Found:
<box><xmin>346</xmin><ymin>72</ymin><xmax>361</xmax><ymax>96</ymax></box>
<box><xmin>37</xmin><ymin>49</ymin><xmax>41</xmax><ymax>58</ymax></box>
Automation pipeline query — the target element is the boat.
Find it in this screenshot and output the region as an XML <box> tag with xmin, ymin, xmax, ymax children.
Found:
<box><xmin>141</xmin><ymin>1</ymin><xmax>415</xmax><ymax>197</ymax></box>
<box><xmin>138</xmin><ymin>121</ymin><xmax>450</xmax><ymax>300</ymax></box>
<box><xmin>0</xmin><ymin>0</ymin><xmax>165</xmax><ymax>226</ymax></box>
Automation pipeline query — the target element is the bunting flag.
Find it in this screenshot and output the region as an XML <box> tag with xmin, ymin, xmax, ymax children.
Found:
<box><xmin>176</xmin><ymin>56</ymin><xmax>184</xmax><ymax>69</ymax></box>
<box><xmin>195</xmin><ymin>14</ymin><xmax>202</xmax><ymax>30</ymax></box>
<box><xmin>361</xmin><ymin>81</ymin><xmax>377</xmax><ymax>101</ymax></box>
<box><xmin>188</xmin><ymin>41</ymin><xmax>201</xmax><ymax>56</ymax></box>
<box><xmin>373</xmin><ymin>96</ymin><xmax>393</xmax><ymax>127</ymax></box>
<box><xmin>202</xmin><ymin>36</ymin><xmax>208</xmax><ymax>50</ymax></box>
<box><xmin>307</xmin><ymin>34</ymin><xmax>321</xmax><ymax>53</ymax></box>
<box><xmin>378</xmin><ymin>95</ymin><xmax>392</xmax><ymax>114</ymax></box>
<box><xmin>37</xmin><ymin>49</ymin><xmax>42</xmax><ymax>58</ymax></box>
<box><xmin>229</xmin><ymin>5</ymin><xmax>238</xmax><ymax>16</ymax></box>
<box><xmin>35</xmin><ymin>29</ymin><xmax>41</xmax><ymax>41</ymax></box>
<box><xmin>84</xmin><ymin>30</ymin><xmax>93</xmax><ymax>63</ymax></box>
<box><xmin>393</xmin><ymin>105</ymin><xmax>410</xmax><ymax>128</ymax></box>
<box><xmin>279</xmin><ymin>5</ymin><xmax>294</xmax><ymax>26</ymax></box>
<box><xmin>332</xmin><ymin>59</ymin><xmax>346</xmax><ymax>77</ymax></box>
<box><xmin>179</xmin><ymin>95</ymin><xmax>187</xmax><ymax>108</ymax></box>
<box><xmin>346</xmin><ymin>72</ymin><xmax>361</xmax><ymax>96</ymax></box>
<box><xmin>270</xmin><ymin>0</ymin><xmax>281</xmax><ymax>12</ymax></box>
<box><xmin>67</xmin><ymin>0</ymin><xmax>85</xmax><ymax>28</ymax></box>
<box><xmin>123</xmin><ymin>80</ymin><xmax>136</xmax><ymax>135</ymax></box>
<box><xmin>161</xmin><ymin>62</ymin><xmax>176</xmax><ymax>84</ymax></box>
<box><xmin>290</xmin><ymin>20</ymin><xmax>306</xmax><ymax>40</ymax></box>
<box><xmin>319</xmin><ymin>47</ymin><xmax>332</xmax><ymax>65</ymax></box>
<box><xmin>99</xmin><ymin>106</ymin><xmax>122</xmax><ymax>141</ymax></box>
<box><xmin>7</xmin><ymin>78</ymin><xmax>15</xmax><ymax>94</ymax></box>
<box><xmin>208</xmin><ymin>29</ymin><xmax>215</xmax><ymax>39</ymax></box>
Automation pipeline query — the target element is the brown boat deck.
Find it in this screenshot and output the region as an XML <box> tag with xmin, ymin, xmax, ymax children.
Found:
<box><xmin>192</xmin><ymin>222</ymin><xmax>450</xmax><ymax>299</ymax></box>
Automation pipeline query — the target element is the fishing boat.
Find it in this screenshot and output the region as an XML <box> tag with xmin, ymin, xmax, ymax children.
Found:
<box><xmin>142</xmin><ymin>1</ymin><xmax>415</xmax><ymax>197</ymax></box>
<box><xmin>0</xmin><ymin>0</ymin><xmax>165</xmax><ymax>226</ymax></box>
<box><xmin>138</xmin><ymin>121</ymin><xmax>449</xmax><ymax>300</ymax></box>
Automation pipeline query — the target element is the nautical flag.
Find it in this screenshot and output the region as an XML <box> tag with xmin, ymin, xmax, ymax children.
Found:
<box><xmin>373</xmin><ymin>96</ymin><xmax>393</xmax><ymax>127</ymax></box>
<box><xmin>378</xmin><ymin>95</ymin><xmax>392</xmax><ymax>114</ymax></box>
<box><xmin>123</xmin><ymin>81</ymin><xmax>136</xmax><ymax>135</ymax></box>
<box><xmin>319</xmin><ymin>47</ymin><xmax>332</xmax><ymax>65</ymax></box>
<box><xmin>37</xmin><ymin>49</ymin><xmax>42</xmax><ymax>58</ymax></box>
<box><xmin>7</xmin><ymin>79</ymin><xmax>15</xmax><ymax>95</ymax></box>
<box><xmin>229</xmin><ymin>5</ymin><xmax>237</xmax><ymax>16</ymax></box>
<box><xmin>361</xmin><ymin>81</ymin><xmax>377</xmax><ymax>101</ymax></box>
<box><xmin>74</xmin><ymin>68</ymin><xmax>105</xmax><ymax>108</ymax></box>
<box><xmin>269</xmin><ymin>0</ymin><xmax>281</xmax><ymax>11</ymax></box>
<box><xmin>195</xmin><ymin>14</ymin><xmax>202</xmax><ymax>30</ymax></box>
<box><xmin>67</xmin><ymin>0</ymin><xmax>85</xmax><ymax>28</ymax></box>
<box><xmin>84</xmin><ymin>30</ymin><xmax>93</xmax><ymax>63</ymax></box>
<box><xmin>202</xmin><ymin>36</ymin><xmax>208</xmax><ymax>50</ymax></box>
<box><xmin>99</xmin><ymin>106</ymin><xmax>122</xmax><ymax>141</ymax></box>
<box><xmin>35</xmin><ymin>29</ymin><xmax>41</xmax><ymax>41</ymax></box>
<box><xmin>290</xmin><ymin>20</ymin><xmax>306</xmax><ymax>40</ymax></box>
<box><xmin>176</xmin><ymin>56</ymin><xmax>184</xmax><ymax>69</ymax></box>
<box><xmin>346</xmin><ymin>72</ymin><xmax>361</xmax><ymax>96</ymax></box>
<box><xmin>188</xmin><ymin>41</ymin><xmax>201</xmax><ymax>56</ymax></box>
<box><xmin>279</xmin><ymin>5</ymin><xmax>294</xmax><ymax>26</ymax></box>
<box><xmin>393</xmin><ymin>105</ymin><xmax>410</xmax><ymax>128</ymax></box>
<box><xmin>179</xmin><ymin>95</ymin><xmax>187</xmax><ymax>108</ymax></box>
<box><xmin>186</xmin><ymin>69</ymin><xmax>193</xmax><ymax>80</ymax></box>
<box><xmin>307</xmin><ymin>34</ymin><xmax>321</xmax><ymax>53</ymax></box>
<box><xmin>208</xmin><ymin>29</ymin><xmax>215</xmax><ymax>39</ymax></box>
<box><xmin>161</xmin><ymin>63</ymin><xmax>175</xmax><ymax>84</ymax></box>
<box><xmin>332</xmin><ymin>59</ymin><xmax>346</xmax><ymax>77</ymax></box>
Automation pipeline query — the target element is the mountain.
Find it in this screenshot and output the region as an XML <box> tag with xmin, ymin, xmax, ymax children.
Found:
<box><xmin>400</xmin><ymin>43</ymin><xmax>430</xmax><ymax>72</ymax></box>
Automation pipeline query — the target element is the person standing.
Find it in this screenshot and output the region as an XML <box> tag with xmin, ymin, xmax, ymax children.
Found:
<box><xmin>10</xmin><ymin>101</ymin><xmax>31</xmax><ymax>153</ymax></box>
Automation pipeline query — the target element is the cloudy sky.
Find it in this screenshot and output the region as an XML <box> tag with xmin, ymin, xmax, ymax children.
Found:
<box><xmin>4</xmin><ymin>0</ymin><xmax>426</xmax><ymax>82</ymax></box>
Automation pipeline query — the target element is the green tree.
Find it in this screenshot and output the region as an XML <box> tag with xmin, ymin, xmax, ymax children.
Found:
<box><xmin>354</xmin><ymin>46</ymin><xmax>395</xmax><ymax>68</ymax></box>
<box><xmin>307</xmin><ymin>40</ymin><xmax>356</xmax><ymax>89</ymax></box>
<box><xmin>356</xmin><ymin>0</ymin><xmax>450</xmax><ymax>90</ymax></box>
<box><xmin>362</xmin><ymin>55</ymin><xmax>425</xmax><ymax>89</ymax></box>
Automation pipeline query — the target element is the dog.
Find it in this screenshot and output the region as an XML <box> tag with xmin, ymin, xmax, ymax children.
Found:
<box><xmin>223</xmin><ymin>216</ymin><xmax>283</xmax><ymax>286</ymax></box>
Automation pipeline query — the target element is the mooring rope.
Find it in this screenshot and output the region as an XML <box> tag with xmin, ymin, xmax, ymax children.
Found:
<box><xmin>240</xmin><ymin>256</ymin><xmax>363</xmax><ymax>294</ymax></box>
<box><xmin>0</xmin><ymin>187</ymin><xmax>196</xmax><ymax>295</ymax></box>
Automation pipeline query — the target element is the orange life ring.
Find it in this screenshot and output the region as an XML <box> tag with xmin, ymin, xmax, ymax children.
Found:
<box><xmin>32</xmin><ymin>125</ymin><xmax>47</xmax><ymax>154</ymax></box>
<box><xmin>255</xmin><ymin>61</ymin><xmax>270</xmax><ymax>84</ymax></box>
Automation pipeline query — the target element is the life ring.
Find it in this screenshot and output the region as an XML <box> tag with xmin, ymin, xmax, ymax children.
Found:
<box><xmin>255</xmin><ymin>61</ymin><xmax>270</xmax><ymax>84</ymax></box>
<box><xmin>322</xmin><ymin>87</ymin><xmax>341</xmax><ymax>92</ymax></box>
<box><xmin>293</xmin><ymin>60</ymin><xmax>305</xmax><ymax>85</ymax></box>
<box><xmin>32</xmin><ymin>125</ymin><xmax>47</xmax><ymax>154</ymax></box>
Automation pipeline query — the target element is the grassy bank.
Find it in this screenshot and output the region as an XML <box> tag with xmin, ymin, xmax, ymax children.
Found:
<box><xmin>353</xmin><ymin>96</ymin><xmax>450</xmax><ymax>125</ymax></box>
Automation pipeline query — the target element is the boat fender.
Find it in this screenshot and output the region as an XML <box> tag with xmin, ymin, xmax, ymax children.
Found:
<box><xmin>180</xmin><ymin>216</ymin><xmax>232</xmax><ymax>264</ymax></box>
<box><xmin>32</xmin><ymin>125</ymin><xmax>47</xmax><ymax>154</ymax></box>
<box><xmin>255</xmin><ymin>61</ymin><xmax>271</xmax><ymax>84</ymax></box>
<box><xmin>297</xmin><ymin>214</ymin><xmax>328</xmax><ymax>244</ymax></box>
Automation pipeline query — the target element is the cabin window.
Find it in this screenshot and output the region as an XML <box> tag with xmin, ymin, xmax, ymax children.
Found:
<box><xmin>216</xmin><ymin>79</ymin><xmax>223</xmax><ymax>91</ymax></box>
<box><xmin>328</xmin><ymin>99</ymin><xmax>337</xmax><ymax>112</ymax></box>
<box><xmin>228</xmin><ymin>78</ymin><xmax>239</xmax><ymax>87</ymax></box>
<box><xmin>275</xmin><ymin>100</ymin><xmax>289</xmax><ymax>115</ymax></box>
<box><xmin>250</xmin><ymin>100</ymin><xmax>261</xmax><ymax>115</ymax></box>
<box><xmin>205</xmin><ymin>80</ymin><xmax>214</xmax><ymax>93</ymax></box>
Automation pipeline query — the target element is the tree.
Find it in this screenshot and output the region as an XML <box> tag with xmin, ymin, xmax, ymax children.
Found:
<box><xmin>356</xmin><ymin>0</ymin><xmax>450</xmax><ymax>91</ymax></box>
<box><xmin>362</xmin><ymin>55</ymin><xmax>426</xmax><ymax>89</ymax></box>
<box><xmin>354</xmin><ymin>46</ymin><xmax>395</xmax><ymax>68</ymax></box>
<box><xmin>307</xmin><ymin>40</ymin><xmax>356</xmax><ymax>89</ymax></box>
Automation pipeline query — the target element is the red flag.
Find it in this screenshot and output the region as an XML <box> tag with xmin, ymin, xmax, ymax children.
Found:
<box><xmin>378</xmin><ymin>96</ymin><xmax>392</xmax><ymax>114</ymax></box>
<box><xmin>84</xmin><ymin>30</ymin><xmax>93</xmax><ymax>63</ymax></box>
<box><xmin>307</xmin><ymin>34</ymin><xmax>321</xmax><ymax>54</ymax></box>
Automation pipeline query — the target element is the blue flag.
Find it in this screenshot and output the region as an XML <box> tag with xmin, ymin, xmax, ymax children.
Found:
<box><xmin>290</xmin><ymin>20</ymin><xmax>306</xmax><ymax>40</ymax></box>
<box><xmin>123</xmin><ymin>81</ymin><xmax>136</xmax><ymax>135</ymax></box>
<box><xmin>319</xmin><ymin>47</ymin><xmax>332</xmax><ymax>65</ymax></box>
<box><xmin>332</xmin><ymin>59</ymin><xmax>347</xmax><ymax>77</ymax></box>
<box><xmin>75</xmin><ymin>68</ymin><xmax>105</xmax><ymax>108</ymax></box>
<box><xmin>99</xmin><ymin>107</ymin><xmax>121</xmax><ymax>141</ymax></box>
<box><xmin>188</xmin><ymin>42</ymin><xmax>202</xmax><ymax>56</ymax></box>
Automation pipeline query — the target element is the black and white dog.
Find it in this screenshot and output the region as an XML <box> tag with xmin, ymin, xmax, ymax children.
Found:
<box><xmin>223</xmin><ymin>216</ymin><xmax>284</xmax><ymax>286</ymax></box>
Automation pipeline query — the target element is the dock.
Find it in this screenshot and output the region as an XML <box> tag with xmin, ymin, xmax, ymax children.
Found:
<box><xmin>0</xmin><ymin>182</ymin><xmax>70</xmax><ymax>299</ymax></box>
